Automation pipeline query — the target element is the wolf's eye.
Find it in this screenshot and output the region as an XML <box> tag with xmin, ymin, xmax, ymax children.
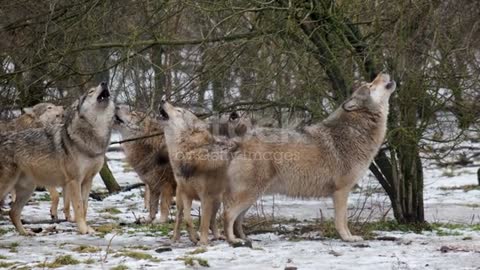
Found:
<box><xmin>47</xmin><ymin>106</ymin><xmax>53</xmax><ymax>110</ymax></box>
<box><xmin>88</xmin><ymin>89</ymin><xmax>95</xmax><ymax>95</ymax></box>
<box><xmin>176</xmin><ymin>109</ymin><xmax>182</xmax><ymax>113</ymax></box>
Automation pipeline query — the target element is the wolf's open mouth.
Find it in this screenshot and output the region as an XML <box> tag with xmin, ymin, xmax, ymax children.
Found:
<box><xmin>114</xmin><ymin>114</ymin><xmax>124</xmax><ymax>124</ymax></box>
<box><xmin>97</xmin><ymin>89</ymin><xmax>110</xmax><ymax>102</ymax></box>
<box><xmin>159</xmin><ymin>108</ymin><xmax>169</xmax><ymax>120</ymax></box>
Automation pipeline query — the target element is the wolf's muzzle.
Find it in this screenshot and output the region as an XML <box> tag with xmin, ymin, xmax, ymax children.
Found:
<box><xmin>159</xmin><ymin>108</ymin><xmax>169</xmax><ymax>120</ymax></box>
<box><xmin>97</xmin><ymin>82</ymin><xmax>110</xmax><ymax>103</ymax></box>
<box><xmin>101</xmin><ymin>81</ymin><xmax>108</xmax><ymax>90</ymax></box>
<box><xmin>386</xmin><ymin>80</ymin><xmax>396</xmax><ymax>91</ymax></box>
<box><xmin>114</xmin><ymin>114</ymin><xmax>124</xmax><ymax>124</ymax></box>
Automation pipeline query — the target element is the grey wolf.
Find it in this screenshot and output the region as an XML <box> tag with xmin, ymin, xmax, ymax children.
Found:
<box><xmin>223</xmin><ymin>73</ymin><xmax>396</xmax><ymax>243</ymax></box>
<box><xmin>0</xmin><ymin>103</ymin><xmax>65</xmax><ymax>219</ymax></box>
<box><xmin>113</xmin><ymin>105</ymin><xmax>176</xmax><ymax>223</ymax></box>
<box><xmin>159</xmin><ymin>101</ymin><xmax>236</xmax><ymax>245</ymax></box>
<box><xmin>208</xmin><ymin>111</ymin><xmax>253</xmax><ymax>138</ymax></box>
<box><xmin>0</xmin><ymin>82</ymin><xmax>115</xmax><ymax>235</ymax></box>
<box><xmin>0</xmin><ymin>102</ymin><xmax>64</xmax><ymax>132</ymax></box>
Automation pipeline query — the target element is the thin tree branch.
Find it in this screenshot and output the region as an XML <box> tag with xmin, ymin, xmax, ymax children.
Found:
<box><xmin>72</xmin><ymin>31</ymin><xmax>275</xmax><ymax>52</ymax></box>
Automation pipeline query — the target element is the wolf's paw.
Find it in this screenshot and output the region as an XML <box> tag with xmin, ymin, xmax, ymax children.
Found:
<box><xmin>143</xmin><ymin>217</ymin><xmax>154</xmax><ymax>224</ymax></box>
<box><xmin>20</xmin><ymin>230</ymin><xmax>36</xmax><ymax>237</ymax></box>
<box><xmin>198</xmin><ymin>239</ymin><xmax>209</xmax><ymax>246</ymax></box>
<box><xmin>86</xmin><ymin>226</ymin><xmax>96</xmax><ymax>234</ymax></box>
<box><xmin>343</xmin><ymin>235</ymin><xmax>363</xmax><ymax>242</ymax></box>
<box><xmin>171</xmin><ymin>235</ymin><xmax>181</xmax><ymax>243</ymax></box>
<box><xmin>158</xmin><ymin>216</ymin><xmax>169</xmax><ymax>224</ymax></box>
<box><xmin>149</xmin><ymin>216</ymin><xmax>169</xmax><ymax>224</ymax></box>
<box><xmin>78</xmin><ymin>225</ymin><xmax>95</xmax><ymax>235</ymax></box>
<box><xmin>18</xmin><ymin>228</ymin><xmax>36</xmax><ymax>236</ymax></box>
<box><xmin>188</xmin><ymin>236</ymin><xmax>199</xmax><ymax>245</ymax></box>
<box><xmin>230</xmin><ymin>239</ymin><xmax>253</xmax><ymax>248</ymax></box>
<box><xmin>213</xmin><ymin>235</ymin><xmax>226</xmax><ymax>241</ymax></box>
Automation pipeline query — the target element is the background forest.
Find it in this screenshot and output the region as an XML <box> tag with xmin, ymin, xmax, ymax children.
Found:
<box><xmin>1</xmin><ymin>0</ymin><xmax>479</xmax><ymax>226</ymax></box>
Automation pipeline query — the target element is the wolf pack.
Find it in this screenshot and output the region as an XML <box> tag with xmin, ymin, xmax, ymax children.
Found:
<box><xmin>0</xmin><ymin>73</ymin><xmax>397</xmax><ymax>247</ymax></box>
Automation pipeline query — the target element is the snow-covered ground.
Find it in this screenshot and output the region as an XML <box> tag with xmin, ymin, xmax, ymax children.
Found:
<box><xmin>0</xmin><ymin>133</ymin><xmax>479</xmax><ymax>269</ymax></box>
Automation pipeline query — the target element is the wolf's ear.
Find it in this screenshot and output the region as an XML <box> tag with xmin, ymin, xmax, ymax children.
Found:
<box><xmin>77</xmin><ymin>95</ymin><xmax>86</xmax><ymax>112</ymax></box>
<box><xmin>343</xmin><ymin>86</ymin><xmax>369</xmax><ymax>111</ymax></box>
<box><xmin>22</xmin><ymin>107</ymin><xmax>35</xmax><ymax>116</ymax></box>
<box><xmin>342</xmin><ymin>97</ymin><xmax>361</xmax><ymax>111</ymax></box>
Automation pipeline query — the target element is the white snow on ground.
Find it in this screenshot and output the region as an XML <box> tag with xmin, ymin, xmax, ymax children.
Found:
<box><xmin>255</xmin><ymin>165</ymin><xmax>480</xmax><ymax>224</ymax></box>
<box><xmin>1</xmin><ymin>133</ymin><xmax>479</xmax><ymax>269</ymax></box>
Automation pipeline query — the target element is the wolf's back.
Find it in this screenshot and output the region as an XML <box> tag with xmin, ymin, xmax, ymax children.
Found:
<box><xmin>12</xmin><ymin>125</ymin><xmax>65</xmax><ymax>163</ymax></box>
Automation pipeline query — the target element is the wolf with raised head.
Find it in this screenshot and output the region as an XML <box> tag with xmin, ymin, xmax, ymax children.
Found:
<box><xmin>113</xmin><ymin>105</ymin><xmax>176</xmax><ymax>223</ymax></box>
<box><xmin>224</xmin><ymin>73</ymin><xmax>396</xmax><ymax>244</ymax></box>
<box><xmin>159</xmin><ymin>101</ymin><xmax>236</xmax><ymax>245</ymax></box>
<box><xmin>0</xmin><ymin>82</ymin><xmax>115</xmax><ymax>235</ymax></box>
<box><xmin>208</xmin><ymin>111</ymin><xmax>253</xmax><ymax>138</ymax></box>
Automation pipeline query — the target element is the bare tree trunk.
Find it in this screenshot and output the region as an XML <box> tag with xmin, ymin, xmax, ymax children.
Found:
<box><xmin>212</xmin><ymin>76</ymin><xmax>224</xmax><ymax>112</ymax></box>
<box><xmin>17</xmin><ymin>56</ymin><xmax>46</xmax><ymax>107</ymax></box>
<box><xmin>197</xmin><ymin>62</ymin><xmax>207</xmax><ymax>105</ymax></box>
<box><xmin>392</xmin><ymin>145</ymin><xmax>425</xmax><ymax>223</ymax></box>
<box><xmin>99</xmin><ymin>161</ymin><xmax>121</xmax><ymax>193</ymax></box>
<box><xmin>477</xmin><ymin>167</ymin><xmax>480</xmax><ymax>186</ymax></box>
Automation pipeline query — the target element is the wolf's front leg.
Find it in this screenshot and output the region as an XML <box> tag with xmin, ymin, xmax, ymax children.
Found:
<box><xmin>81</xmin><ymin>176</ymin><xmax>94</xmax><ymax>220</ymax></box>
<box><xmin>63</xmin><ymin>187</ymin><xmax>74</xmax><ymax>222</ymax></box>
<box><xmin>198</xmin><ymin>198</ymin><xmax>215</xmax><ymax>245</ymax></box>
<box><xmin>172</xmin><ymin>190</ymin><xmax>184</xmax><ymax>242</ymax></box>
<box><xmin>147</xmin><ymin>190</ymin><xmax>160</xmax><ymax>223</ymax></box>
<box><xmin>144</xmin><ymin>185</ymin><xmax>151</xmax><ymax>210</ymax></box>
<box><xmin>159</xmin><ymin>183</ymin><xmax>174</xmax><ymax>223</ymax></box>
<box><xmin>333</xmin><ymin>188</ymin><xmax>363</xmax><ymax>242</ymax></box>
<box><xmin>182</xmin><ymin>196</ymin><xmax>198</xmax><ymax>244</ymax></box>
<box><xmin>81</xmin><ymin>176</ymin><xmax>95</xmax><ymax>233</ymax></box>
<box><xmin>47</xmin><ymin>186</ymin><xmax>60</xmax><ymax>221</ymax></box>
<box><xmin>210</xmin><ymin>199</ymin><xmax>224</xmax><ymax>240</ymax></box>
<box><xmin>67</xmin><ymin>181</ymin><xmax>94</xmax><ymax>234</ymax></box>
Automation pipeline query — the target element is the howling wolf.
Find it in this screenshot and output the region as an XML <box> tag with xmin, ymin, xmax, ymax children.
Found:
<box><xmin>159</xmin><ymin>101</ymin><xmax>236</xmax><ymax>245</ymax></box>
<box><xmin>113</xmin><ymin>105</ymin><xmax>176</xmax><ymax>223</ymax></box>
<box><xmin>0</xmin><ymin>82</ymin><xmax>115</xmax><ymax>235</ymax></box>
<box><xmin>223</xmin><ymin>73</ymin><xmax>396</xmax><ymax>244</ymax></box>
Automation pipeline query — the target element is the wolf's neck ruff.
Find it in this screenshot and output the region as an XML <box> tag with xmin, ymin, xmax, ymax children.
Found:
<box><xmin>316</xmin><ymin>106</ymin><xmax>388</xmax><ymax>169</ymax></box>
<box><xmin>334</xmin><ymin>108</ymin><xmax>386</xmax><ymax>137</ymax></box>
<box><xmin>61</xmin><ymin>99</ymin><xmax>113</xmax><ymax>158</ymax></box>
<box><xmin>63</xmin><ymin>125</ymin><xmax>107</xmax><ymax>158</ymax></box>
